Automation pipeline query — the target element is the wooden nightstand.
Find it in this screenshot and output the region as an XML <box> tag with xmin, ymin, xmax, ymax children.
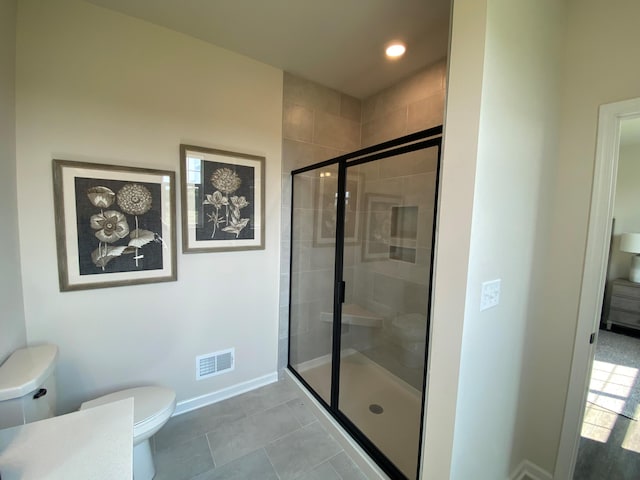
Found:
<box><xmin>607</xmin><ymin>278</ymin><xmax>640</xmax><ymax>331</ymax></box>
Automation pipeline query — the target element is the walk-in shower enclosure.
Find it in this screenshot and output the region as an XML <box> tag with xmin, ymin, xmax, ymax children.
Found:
<box><xmin>288</xmin><ymin>127</ymin><xmax>442</xmax><ymax>480</ymax></box>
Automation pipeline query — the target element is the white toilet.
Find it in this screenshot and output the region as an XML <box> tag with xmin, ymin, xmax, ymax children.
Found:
<box><xmin>390</xmin><ymin>313</ymin><xmax>428</xmax><ymax>368</ymax></box>
<box><xmin>80</xmin><ymin>386</ymin><xmax>176</xmax><ymax>480</ymax></box>
<box><xmin>0</xmin><ymin>344</ymin><xmax>175</xmax><ymax>480</ymax></box>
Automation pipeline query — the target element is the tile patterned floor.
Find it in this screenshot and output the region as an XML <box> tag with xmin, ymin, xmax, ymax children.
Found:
<box><xmin>152</xmin><ymin>375</ymin><xmax>370</xmax><ymax>480</ymax></box>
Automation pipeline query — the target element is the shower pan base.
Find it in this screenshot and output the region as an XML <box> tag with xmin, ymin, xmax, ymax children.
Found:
<box><xmin>293</xmin><ymin>351</ymin><xmax>422</xmax><ymax>478</ymax></box>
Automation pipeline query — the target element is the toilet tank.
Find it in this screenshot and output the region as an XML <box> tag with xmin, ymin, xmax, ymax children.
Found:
<box><xmin>0</xmin><ymin>344</ymin><xmax>58</xmax><ymax>430</ymax></box>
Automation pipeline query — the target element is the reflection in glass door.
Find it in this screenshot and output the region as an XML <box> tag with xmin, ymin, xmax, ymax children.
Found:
<box><xmin>289</xmin><ymin>129</ymin><xmax>441</xmax><ymax>480</ymax></box>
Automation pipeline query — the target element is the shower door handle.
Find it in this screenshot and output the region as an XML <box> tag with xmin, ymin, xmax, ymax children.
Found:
<box><xmin>339</xmin><ymin>281</ymin><xmax>346</xmax><ymax>304</ymax></box>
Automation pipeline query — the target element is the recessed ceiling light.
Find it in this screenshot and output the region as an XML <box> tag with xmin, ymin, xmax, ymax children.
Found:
<box><xmin>385</xmin><ymin>43</ymin><xmax>406</xmax><ymax>58</ymax></box>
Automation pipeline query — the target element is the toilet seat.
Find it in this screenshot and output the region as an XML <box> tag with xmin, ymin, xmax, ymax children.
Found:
<box><xmin>80</xmin><ymin>386</ymin><xmax>176</xmax><ymax>443</ymax></box>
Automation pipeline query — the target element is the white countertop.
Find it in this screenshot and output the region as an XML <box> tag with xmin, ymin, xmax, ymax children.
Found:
<box><xmin>0</xmin><ymin>398</ymin><xmax>133</xmax><ymax>480</ymax></box>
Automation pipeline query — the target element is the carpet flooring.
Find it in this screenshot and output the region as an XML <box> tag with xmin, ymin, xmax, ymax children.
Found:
<box><xmin>588</xmin><ymin>330</ymin><xmax>640</xmax><ymax>420</ymax></box>
<box><xmin>575</xmin><ymin>329</ymin><xmax>640</xmax><ymax>479</ymax></box>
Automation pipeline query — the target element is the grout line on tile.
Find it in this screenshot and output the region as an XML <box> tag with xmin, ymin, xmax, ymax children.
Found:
<box><xmin>330</xmin><ymin>462</ymin><xmax>346</xmax><ymax>480</ymax></box>
<box><xmin>262</xmin><ymin>446</ymin><xmax>284</xmax><ymax>480</ymax></box>
<box><xmin>264</xmin><ymin>423</ymin><xmax>306</xmax><ymax>449</ymax></box>
<box><xmin>306</xmin><ymin>451</ymin><xmax>347</xmax><ymax>479</ymax></box>
<box><xmin>240</xmin><ymin>395</ymin><xmax>300</xmax><ymax>418</ymax></box>
<box><xmin>263</xmin><ymin>418</ymin><xmax>323</xmax><ymax>453</ymax></box>
<box><xmin>204</xmin><ymin>431</ymin><xmax>217</xmax><ymax>469</ymax></box>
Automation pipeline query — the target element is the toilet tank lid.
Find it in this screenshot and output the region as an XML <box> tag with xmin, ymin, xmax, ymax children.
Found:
<box><xmin>0</xmin><ymin>344</ymin><xmax>58</xmax><ymax>401</ymax></box>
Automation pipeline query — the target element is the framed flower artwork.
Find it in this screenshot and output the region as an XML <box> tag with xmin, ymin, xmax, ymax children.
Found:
<box><xmin>180</xmin><ymin>145</ymin><xmax>265</xmax><ymax>253</ymax></box>
<box><xmin>52</xmin><ymin>159</ymin><xmax>177</xmax><ymax>291</ymax></box>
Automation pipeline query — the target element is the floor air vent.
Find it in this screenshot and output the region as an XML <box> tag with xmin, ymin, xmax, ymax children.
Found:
<box><xmin>196</xmin><ymin>348</ymin><xmax>234</xmax><ymax>380</ymax></box>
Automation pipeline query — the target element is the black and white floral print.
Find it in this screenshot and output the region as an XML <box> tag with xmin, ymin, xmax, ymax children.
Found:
<box><xmin>202</xmin><ymin>165</ymin><xmax>253</xmax><ymax>239</ymax></box>
<box><xmin>75</xmin><ymin>178</ymin><xmax>163</xmax><ymax>275</ymax></box>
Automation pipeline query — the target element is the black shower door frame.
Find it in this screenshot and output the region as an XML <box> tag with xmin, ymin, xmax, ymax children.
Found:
<box><xmin>288</xmin><ymin>126</ymin><xmax>443</xmax><ymax>480</ymax></box>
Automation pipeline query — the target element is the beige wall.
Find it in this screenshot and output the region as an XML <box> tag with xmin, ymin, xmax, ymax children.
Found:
<box><xmin>0</xmin><ymin>0</ymin><xmax>26</xmax><ymax>363</ymax></box>
<box><xmin>423</xmin><ymin>0</ymin><xmax>565</xmax><ymax>478</ymax></box>
<box><xmin>452</xmin><ymin>0</ymin><xmax>564</xmax><ymax>477</ymax></box>
<box><xmin>421</xmin><ymin>0</ymin><xmax>488</xmax><ymax>475</ymax></box>
<box><xmin>524</xmin><ymin>0</ymin><xmax>640</xmax><ymax>472</ymax></box>
<box><xmin>16</xmin><ymin>0</ymin><xmax>283</xmax><ymax>413</ymax></box>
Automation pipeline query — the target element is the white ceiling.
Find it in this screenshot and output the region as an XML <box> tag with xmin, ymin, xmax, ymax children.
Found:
<box><xmin>84</xmin><ymin>0</ymin><xmax>452</xmax><ymax>99</ymax></box>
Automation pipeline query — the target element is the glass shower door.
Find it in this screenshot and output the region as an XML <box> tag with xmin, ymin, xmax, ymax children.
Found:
<box><xmin>288</xmin><ymin>163</ymin><xmax>339</xmax><ymax>404</ymax></box>
<box><xmin>338</xmin><ymin>145</ymin><xmax>439</xmax><ymax>480</ymax></box>
<box><xmin>288</xmin><ymin>127</ymin><xmax>442</xmax><ymax>480</ymax></box>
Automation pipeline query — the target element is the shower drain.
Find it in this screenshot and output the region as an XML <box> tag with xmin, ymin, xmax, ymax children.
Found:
<box><xmin>369</xmin><ymin>403</ymin><xmax>384</xmax><ymax>414</ymax></box>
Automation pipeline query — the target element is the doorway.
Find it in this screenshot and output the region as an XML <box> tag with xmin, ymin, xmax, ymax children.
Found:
<box><xmin>555</xmin><ymin>97</ymin><xmax>640</xmax><ymax>478</ymax></box>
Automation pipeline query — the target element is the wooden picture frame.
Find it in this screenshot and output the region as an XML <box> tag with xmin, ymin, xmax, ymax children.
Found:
<box><xmin>180</xmin><ymin>144</ymin><xmax>265</xmax><ymax>253</ymax></box>
<box><xmin>52</xmin><ymin>159</ymin><xmax>177</xmax><ymax>291</ymax></box>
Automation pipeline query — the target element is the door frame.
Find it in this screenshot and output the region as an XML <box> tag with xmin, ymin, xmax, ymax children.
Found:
<box><xmin>555</xmin><ymin>97</ymin><xmax>640</xmax><ymax>479</ymax></box>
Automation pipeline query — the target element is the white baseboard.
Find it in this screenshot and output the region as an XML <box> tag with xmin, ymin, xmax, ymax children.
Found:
<box><xmin>173</xmin><ymin>372</ymin><xmax>278</xmax><ymax>416</ymax></box>
<box><xmin>510</xmin><ymin>459</ymin><xmax>553</xmax><ymax>480</ymax></box>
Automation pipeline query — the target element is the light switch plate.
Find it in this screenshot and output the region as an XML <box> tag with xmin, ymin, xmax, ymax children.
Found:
<box><xmin>480</xmin><ymin>279</ymin><xmax>501</xmax><ymax>311</ymax></box>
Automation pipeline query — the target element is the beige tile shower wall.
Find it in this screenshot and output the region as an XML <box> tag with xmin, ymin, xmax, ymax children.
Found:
<box><xmin>361</xmin><ymin>59</ymin><xmax>447</xmax><ymax>148</ymax></box>
<box><xmin>280</xmin><ymin>62</ymin><xmax>446</xmax><ymax>369</ymax></box>
<box><xmin>289</xmin><ymin>170</ymin><xmax>337</xmax><ymax>366</ymax></box>
<box><xmin>352</xmin><ymin>61</ymin><xmax>445</xmax><ymax>324</ymax></box>
<box><xmin>279</xmin><ymin>73</ymin><xmax>362</xmax><ymax>369</ymax></box>
<box><xmin>351</xmin><ymin>147</ymin><xmax>439</xmax><ymax>323</ymax></box>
